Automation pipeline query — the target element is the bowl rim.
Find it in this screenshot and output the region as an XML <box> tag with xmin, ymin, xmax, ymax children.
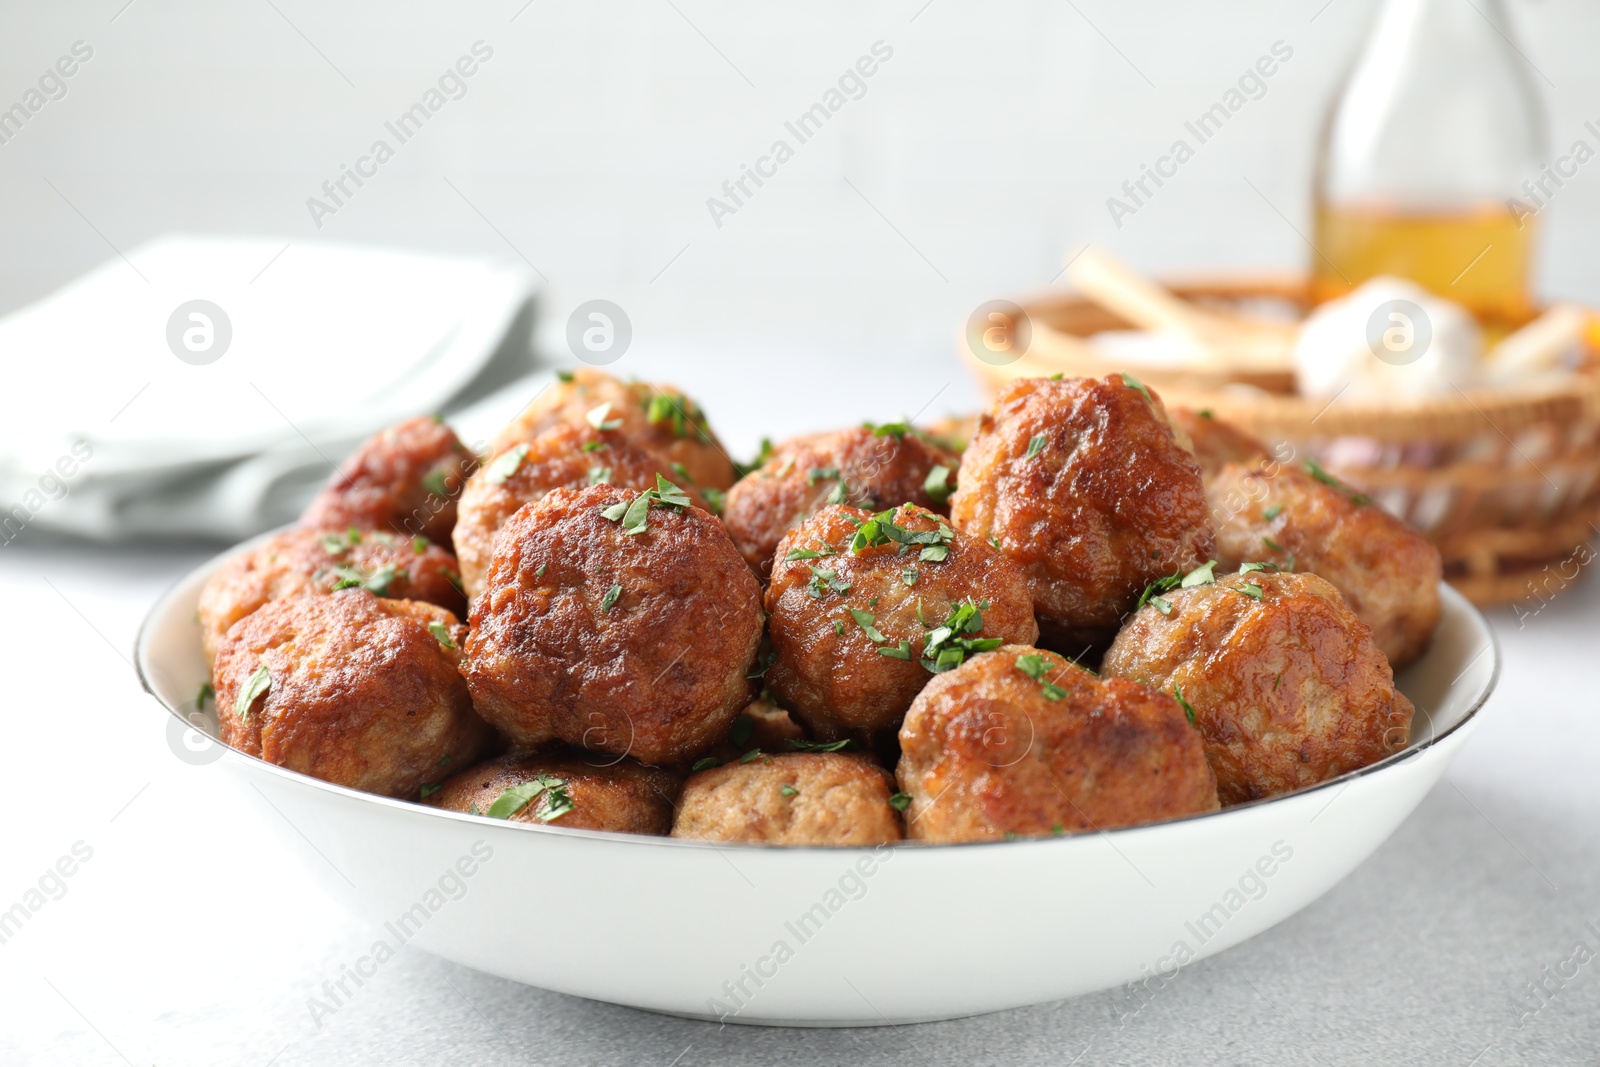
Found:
<box><xmin>134</xmin><ymin>550</ymin><xmax>1500</xmax><ymax>856</ymax></box>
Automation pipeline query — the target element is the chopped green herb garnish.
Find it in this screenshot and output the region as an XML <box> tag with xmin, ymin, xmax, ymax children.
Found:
<box><xmin>588</xmin><ymin>466</ymin><xmax>612</xmax><ymax>485</ymax></box>
<box><xmin>1237</xmin><ymin>582</ymin><xmax>1263</xmax><ymax>600</ymax></box>
<box><xmin>866</xmin><ymin>420</ymin><xmax>912</xmax><ymax>440</ymax></box>
<box><xmin>736</xmin><ymin>438</ymin><xmax>776</xmax><ymax>478</ymax></box>
<box><xmin>427</xmin><ymin>621</ymin><xmax>457</xmax><ymax>650</ymax></box>
<box><xmin>888</xmin><ymin>792</ymin><xmax>911</xmax><ymax>812</ymax></box>
<box><xmin>825</xmin><ymin>481</ymin><xmax>849</xmax><ymax>505</ymax></box>
<box><xmin>739</xmin><ymin>748</ymin><xmax>764</xmax><ymax>764</ymax></box>
<box><xmin>557</xmin><ymin>369</ymin><xmax>575</xmax><ymax>382</ymax></box>
<box><xmin>1120</xmin><ymin>372</ymin><xmax>1154</xmax><ymax>405</ymax></box>
<box><xmin>785</xmin><ymin>545</ymin><xmax>836</xmax><ymax>562</ymax></box>
<box><xmin>1180</xmin><ymin>560</ymin><xmax>1217</xmax><ymax>588</ymax></box>
<box><xmin>781</xmin><ymin>785</ymin><xmax>799</xmax><ymax>797</ymax></box>
<box><xmin>833</xmin><ymin>620</ymin><xmax>845</xmax><ymax>635</ymax></box>
<box><xmin>691</xmin><ymin>756</ymin><xmax>722</xmax><ymax>771</ymax></box>
<box><xmin>879</xmin><ymin>639</ymin><xmax>913</xmax><ymax>660</ymax></box>
<box><xmin>669</xmin><ymin>461</ymin><xmax>692</xmax><ymax>484</ymax></box>
<box><xmin>1273</xmin><ymin>670</ymin><xmax>1283</xmax><ymax>691</ymax></box>
<box><xmin>1149</xmin><ymin>595</ymin><xmax>1173</xmax><ymax>616</ymax></box>
<box><xmin>586</xmin><ymin>402</ymin><xmax>622</xmax><ymax>431</ymax></box>
<box><xmin>486</xmin><ymin>776</ymin><xmax>573</xmax><ymax>821</ymax></box>
<box><xmin>1262</xmin><ymin>536</ymin><xmax>1285</xmax><ymax>553</ymax></box>
<box><xmin>901</xmin><ymin>567</ymin><xmax>918</xmax><ymax>587</ymax></box>
<box><xmin>789</xmin><ymin>738</ymin><xmax>855</xmax><ymax>752</ymax></box>
<box><xmin>701</xmin><ymin>487</ymin><xmax>725</xmax><ymax>515</ymax></box>
<box><xmin>807</xmin><ymin>466</ymin><xmax>841</xmax><ymax>486</ymax></box>
<box><xmin>332</xmin><ymin>562</ymin><xmax>399</xmax><ymax>596</ymax></box>
<box><xmin>536</xmin><ymin>563</ymin><xmax>547</xmax><ymax>579</ymax></box>
<box><xmin>419</xmin><ymin>783</ymin><xmax>441</xmax><ymax>799</ymax></box>
<box><xmin>599</xmin><ymin>584</ymin><xmax>623</xmax><ymax>613</ymax></box>
<box><xmin>746</xmin><ymin>651</ymin><xmax>776</xmax><ymax>679</ymax></box>
<box><xmin>581</xmin><ymin>439</ymin><xmax>606</xmax><ymax>453</ymax></box>
<box><xmin>923</xmin><ymin>464</ymin><xmax>953</xmax><ymax>505</ymax></box>
<box><xmin>920</xmin><ymin>599</ymin><xmax>1003</xmax><ymax>674</ymax></box>
<box><xmin>806</xmin><ymin>566</ymin><xmax>851</xmax><ymax>598</ymax></box>
<box><xmin>195</xmin><ymin>681</ymin><xmax>214</xmax><ymax>710</ymax></box>
<box><xmin>599</xmin><ymin>476</ymin><xmax>692</xmax><ymax>536</ymax></box>
<box><xmin>319</xmin><ymin>528</ymin><xmax>362</xmax><ymax>555</ymax></box>
<box><xmin>1025</xmin><ymin>434</ymin><xmax>1048</xmax><ymax>460</ymax></box>
<box><xmin>1305</xmin><ymin>459</ymin><xmax>1372</xmax><ymax>505</ymax></box>
<box><xmin>422</xmin><ymin>470</ymin><xmax>449</xmax><ymax>497</ymax></box>
<box><xmin>485</xmin><ymin>444</ymin><xmax>529</xmax><ymax>485</ymax></box>
<box><xmin>1015</xmin><ymin>653</ymin><xmax>1068</xmax><ymax>700</ymax></box>
<box><xmin>235</xmin><ymin>664</ymin><xmax>271</xmax><ymax>720</ymax></box>
<box><xmin>1262</xmin><ymin>504</ymin><xmax>1285</xmax><ymax>521</ymax></box>
<box><xmin>1174</xmin><ymin>684</ymin><xmax>1196</xmax><ymax>725</ymax></box>
<box><xmin>412</xmin><ymin>535</ymin><xmax>429</xmax><ymax>554</ymax></box>
<box><xmin>850</xmin><ymin>608</ymin><xmax>888</xmax><ymax>644</ymax></box>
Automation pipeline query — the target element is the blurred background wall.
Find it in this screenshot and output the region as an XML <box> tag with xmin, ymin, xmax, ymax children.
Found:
<box><xmin>2</xmin><ymin>0</ymin><xmax>1596</xmax><ymax>370</ymax></box>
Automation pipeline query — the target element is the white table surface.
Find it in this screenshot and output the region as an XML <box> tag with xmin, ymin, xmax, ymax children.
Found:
<box><xmin>3</xmin><ymin>348</ymin><xmax>1598</xmax><ymax>1067</ymax></box>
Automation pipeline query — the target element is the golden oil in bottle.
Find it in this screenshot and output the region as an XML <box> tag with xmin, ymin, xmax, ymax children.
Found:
<box><xmin>1310</xmin><ymin>202</ymin><xmax>1537</xmax><ymax>333</ymax></box>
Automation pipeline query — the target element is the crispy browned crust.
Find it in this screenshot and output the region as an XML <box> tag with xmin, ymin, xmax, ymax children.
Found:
<box><xmin>212</xmin><ymin>592</ymin><xmax>491</xmax><ymax>799</ymax></box>
<box><xmin>454</xmin><ymin>422</ymin><xmax>708</xmax><ymax>599</ymax></box>
<box><xmin>461</xmin><ymin>484</ymin><xmax>764</xmax><ymax>765</ymax></box>
<box><xmin>197</xmin><ymin>527</ymin><xmax>465</xmax><ymax>663</ymax></box>
<box><xmin>1169</xmin><ymin>407</ymin><xmax>1271</xmax><ymax>478</ymax></box>
<box><xmin>896</xmin><ymin>644</ymin><xmax>1219</xmax><ymax>842</ymax></box>
<box><xmin>721</xmin><ymin>426</ymin><xmax>959</xmax><ymax>580</ymax></box>
<box><xmin>1206</xmin><ymin>463</ymin><xmax>1442</xmax><ymax>668</ymax></box>
<box><xmin>301</xmin><ymin>416</ymin><xmax>478</xmax><ymax>544</ymax></box>
<box><xmin>493</xmin><ymin>368</ymin><xmax>736</xmax><ymax>491</ymax></box>
<box><xmin>427</xmin><ymin>748</ymin><xmax>683</xmax><ymax>834</ymax></box>
<box><xmin>949</xmin><ymin>376</ymin><xmax>1215</xmax><ymax>653</ymax></box>
<box><xmin>671</xmin><ymin>752</ymin><xmax>903</xmax><ymax>845</ymax></box>
<box><xmin>1102</xmin><ymin>570</ymin><xmax>1414</xmax><ymax>805</ymax></box>
<box><xmin>764</xmin><ymin>504</ymin><xmax>1038</xmax><ymax>739</ymax></box>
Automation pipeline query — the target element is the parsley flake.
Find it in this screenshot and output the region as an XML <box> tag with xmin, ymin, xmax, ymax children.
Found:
<box><xmin>806</xmin><ymin>566</ymin><xmax>851</xmax><ymax>598</ymax></box>
<box><xmin>1025</xmin><ymin>434</ymin><xmax>1048</xmax><ymax>460</ymax></box>
<box><xmin>599</xmin><ymin>584</ymin><xmax>623</xmax><ymax>613</ymax></box>
<box><xmin>1237</xmin><ymin>582</ymin><xmax>1264</xmax><ymax>600</ymax></box>
<box><xmin>235</xmin><ymin>664</ymin><xmax>271</xmax><ymax>720</ymax></box>
<box><xmin>920</xmin><ymin>599</ymin><xmax>1003</xmax><ymax>674</ymax></box>
<box><xmin>806</xmin><ymin>466</ymin><xmax>840</xmax><ymax>486</ymax></box>
<box><xmin>319</xmin><ymin>528</ymin><xmax>362</xmax><ymax>555</ymax></box>
<box><xmin>901</xmin><ymin>567</ymin><xmax>918</xmax><ymax>587</ymax></box>
<box><xmin>785</xmin><ymin>545</ymin><xmax>836</xmax><ymax>562</ymax></box>
<box><xmin>427</xmin><ymin>621</ymin><xmax>457</xmax><ymax>650</ymax></box>
<box><xmin>487</xmin><ymin>776</ymin><xmax>573</xmax><ymax>821</ymax></box>
<box><xmin>485</xmin><ymin>445</ymin><xmax>529</xmax><ymax>485</ymax></box>
<box><xmin>923</xmin><ymin>464</ymin><xmax>954</xmax><ymax>505</ymax></box>
<box><xmin>1120</xmin><ymin>372</ymin><xmax>1154</xmax><ymax>405</ymax></box>
<box><xmin>1180</xmin><ymin>560</ymin><xmax>1217</xmax><ymax>588</ymax></box>
<box><xmin>1174</xmin><ymin>684</ymin><xmax>1197</xmax><ymax>725</ymax></box>
<box><xmin>789</xmin><ymin>738</ymin><xmax>855</xmax><ymax>752</ymax></box>
<box><xmin>781</xmin><ymin>785</ymin><xmax>799</xmax><ymax>797</ymax></box>
<box><xmin>412</xmin><ymin>535</ymin><xmax>429</xmax><ymax>554</ymax></box>
<box><xmin>888</xmin><ymin>792</ymin><xmax>911</xmax><ymax>812</ymax></box>
<box><xmin>1262</xmin><ymin>504</ymin><xmax>1285</xmax><ymax>521</ymax></box>
<box><xmin>422</xmin><ymin>470</ymin><xmax>449</xmax><ymax>497</ymax></box>
<box><xmin>850</xmin><ymin>608</ymin><xmax>888</xmax><ymax>643</ymax></box>
<box><xmin>195</xmin><ymin>681</ymin><xmax>214</xmax><ymax>710</ymax></box>
<box><xmin>557</xmin><ymin>369</ymin><xmax>575</xmax><ymax>382</ymax></box>
<box><xmin>879</xmin><ymin>639</ymin><xmax>913</xmax><ymax>660</ymax></box>
<box><xmin>586</xmin><ymin>402</ymin><xmax>622</xmax><ymax>431</ymax></box>
<box><xmin>691</xmin><ymin>756</ymin><xmax>722</xmax><ymax>771</ymax></box>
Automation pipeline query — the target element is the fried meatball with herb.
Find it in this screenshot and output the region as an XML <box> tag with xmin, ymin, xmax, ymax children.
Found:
<box><xmin>949</xmin><ymin>375</ymin><xmax>1214</xmax><ymax>653</ymax></box>
<box><xmin>462</xmin><ymin>484</ymin><xmax>763</xmax><ymax>765</ymax></box>
<box><xmin>454</xmin><ymin>422</ymin><xmax>708</xmax><ymax>598</ymax></box>
<box><xmin>765</xmin><ymin>503</ymin><xmax>1037</xmax><ymax>740</ymax></box>
<box><xmin>426</xmin><ymin>748</ymin><xmax>681</xmax><ymax>834</ymax></box>
<box><xmin>896</xmin><ymin>644</ymin><xmax>1218</xmax><ymax>843</ymax></box>
<box><xmin>1169</xmin><ymin>408</ymin><xmax>1271</xmax><ymax>478</ymax></box>
<box><xmin>671</xmin><ymin>752</ymin><xmax>902</xmax><ymax>845</ymax></box>
<box><xmin>1102</xmin><ymin>569</ymin><xmax>1415</xmax><ymax>805</ymax></box>
<box><xmin>1206</xmin><ymin>461</ymin><xmax>1442</xmax><ymax>668</ymax></box>
<box><xmin>212</xmin><ymin>591</ymin><xmax>491</xmax><ymax>799</ymax></box>
<box><xmin>493</xmin><ymin>368</ymin><xmax>736</xmax><ymax>491</ymax></box>
<box><xmin>722</xmin><ymin>425</ymin><xmax>959</xmax><ymax>580</ymax></box>
<box><xmin>197</xmin><ymin>526</ymin><xmax>465</xmax><ymax>663</ymax></box>
<box><xmin>301</xmin><ymin>415</ymin><xmax>478</xmax><ymax>544</ymax></box>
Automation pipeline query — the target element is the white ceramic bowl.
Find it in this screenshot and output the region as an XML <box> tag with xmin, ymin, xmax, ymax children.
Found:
<box><xmin>136</xmin><ymin>547</ymin><xmax>1498</xmax><ymax>1027</ymax></box>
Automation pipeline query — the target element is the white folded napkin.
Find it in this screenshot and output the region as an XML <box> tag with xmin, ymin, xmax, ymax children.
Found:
<box><xmin>0</xmin><ymin>236</ymin><xmax>538</xmax><ymax>542</ymax></box>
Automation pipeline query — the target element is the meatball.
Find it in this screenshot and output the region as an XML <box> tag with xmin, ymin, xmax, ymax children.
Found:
<box><xmin>462</xmin><ymin>484</ymin><xmax>764</xmax><ymax>765</ymax></box>
<box><xmin>212</xmin><ymin>591</ymin><xmax>491</xmax><ymax>799</ymax></box>
<box><xmin>1102</xmin><ymin>569</ymin><xmax>1415</xmax><ymax>805</ymax></box>
<box><xmin>722</xmin><ymin>425</ymin><xmax>959</xmax><ymax>580</ymax></box>
<box><xmin>301</xmin><ymin>416</ymin><xmax>478</xmax><ymax>544</ymax></box>
<box><xmin>494</xmin><ymin>368</ymin><xmax>736</xmax><ymax>491</ymax></box>
<box><xmin>454</xmin><ymin>422</ymin><xmax>708</xmax><ymax>598</ymax></box>
<box><xmin>671</xmin><ymin>752</ymin><xmax>902</xmax><ymax>845</ymax></box>
<box><xmin>1169</xmin><ymin>407</ymin><xmax>1271</xmax><ymax>478</ymax></box>
<box><xmin>426</xmin><ymin>748</ymin><xmax>681</xmax><ymax>835</ymax></box>
<box><xmin>765</xmin><ymin>503</ymin><xmax>1038</xmax><ymax>740</ymax></box>
<box><xmin>197</xmin><ymin>526</ymin><xmax>465</xmax><ymax>663</ymax></box>
<box><xmin>897</xmin><ymin>644</ymin><xmax>1218</xmax><ymax>843</ymax></box>
<box><xmin>949</xmin><ymin>375</ymin><xmax>1214</xmax><ymax>653</ymax></box>
<box><xmin>1207</xmin><ymin>461</ymin><xmax>1442</xmax><ymax>668</ymax></box>
<box><xmin>698</xmin><ymin>696</ymin><xmax>809</xmax><ymax>765</ymax></box>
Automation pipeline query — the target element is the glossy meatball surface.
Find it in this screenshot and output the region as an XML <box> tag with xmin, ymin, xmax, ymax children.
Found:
<box><xmin>427</xmin><ymin>748</ymin><xmax>682</xmax><ymax>835</ymax></box>
<box><xmin>1102</xmin><ymin>569</ymin><xmax>1414</xmax><ymax>805</ymax></box>
<box><xmin>213</xmin><ymin>591</ymin><xmax>490</xmax><ymax>799</ymax></box>
<box><xmin>950</xmin><ymin>376</ymin><xmax>1214</xmax><ymax>653</ymax></box>
<box><xmin>765</xmin><ymin>504</ymin><xmax>1038</xmax><ymax>739</ymax></box>
<box><xmin>1207</xmin><ymin>462</ymin><xmax>1442</xmax><ymax>668</ymax></box>
<box><xmin>197</xmin><ymin>526</ymin><xmax>465</xmax><ymax>663</ymax></box>
<box><xmin>722</xmin><ymin>426</ymin><xmax>959</xmax><ymax>580</ymax></box>
<box><xmin>896</xmin><ymin>645</ymin><xmax>1219</xmax><ymax>843</ymax></box>
<box><xmin>454</xmin><ymin>422</ymin><xmax>707</xmax><ymax>598</ymax></box>
<box><xmin>1169</xmin><ymin>408</ymin><xmax>1271</xmax><ymax>478</ymax></box>
<box><xmin>494</xmin><ymin>368</ymin><xmax>736</xmax><ymax>491</ymax></box>
<box><xmin>671</xmin><ymin>752</ymin><xmax>902</xmax><ymax>845</ymax></box>
<box><xmin>301</xmin><ymin>416</ymin><xmax>478</xmax><ymax>544</ymax></box>
<box><xmin>462</xmin><ymin>484</ymin><xmax>764</xmax><ymax>765</ymax></box>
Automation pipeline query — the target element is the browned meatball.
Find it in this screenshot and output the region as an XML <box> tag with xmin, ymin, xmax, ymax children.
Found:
<box><xmin>764</xmin><ymin>503</ymin><xmax>1038</xmax><ymax>740</ymax></box>
<box><xmin>949</xmin><ymin>375</ymin><xmax>1215</xmax><ymax>653</ymax></box>
<box><xmin>197</xmin><ymin>527</ymin><xmax>465</xmax><ymax>663</ymax></box>
<box><xmin>426</xmin><ymin>748</ymin><xmax>681</xmax><ymax>834</ymax></box>
<box><xmin>301</xmin><ymin>416</ymin><xmax>478</xmax><ymax>544</ymax></box>
<box><xmin>1102</xmin><ymin>569</ymin><xmax>1414</xmax><ymax>805</ymax></box>
<box><xmin>1207</xmin><ymin>462</ymin><xmax>1442</xmax><ymax>668</ymax></box>
<box><xmin>671</xmin><ymin>752</ymin><xmax>902</xmax><ymax>845</ymax></box>
<box><xmin>722</xmin><ymin>425</ymin><xmax>959</xmax><ymax>580</ymax></box>
<box><xmin>494</xmin><ymin>368</ymin><xmax>736</xmax><ymax>491</ymax></box>
<box><xmin>698</xmin><ymin>696</ymin><xmax>809</xmax><ymax>765</ymax></box>
<box><xmin>212</xmin><ymin>591</ymin><xmax>491</xmax><ymax>799</ymax></box>
<box><xmin>897</xmin><ymin>644</ymin><xmax>1218</xmax><ymax>842</ymax></box>
<box><xmin>1169</xmin><ymin>408</ymin><xmax>1271</xmax><ymax>478</ymax></box>
<box><xmin>454</xmin><ymin>422</ymin><xmax>708</xmax><ymax>598</ymax></box>
<box><xmin>462</xmin><ymin>484</ymin><xmax>764</xmax><ymax>765</ymax></box>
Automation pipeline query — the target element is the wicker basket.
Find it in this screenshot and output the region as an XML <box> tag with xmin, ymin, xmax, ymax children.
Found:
<box><xmin>961</xmin><ymin>275</ymin><xmax>1600</xmax><ymax>607</ymax></box>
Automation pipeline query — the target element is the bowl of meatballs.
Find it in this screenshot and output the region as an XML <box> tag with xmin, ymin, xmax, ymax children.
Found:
<box><xmin>137</xmin><ymin>367</ymin><xmax>1499</xmax><ymax>1025</ymax></box>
